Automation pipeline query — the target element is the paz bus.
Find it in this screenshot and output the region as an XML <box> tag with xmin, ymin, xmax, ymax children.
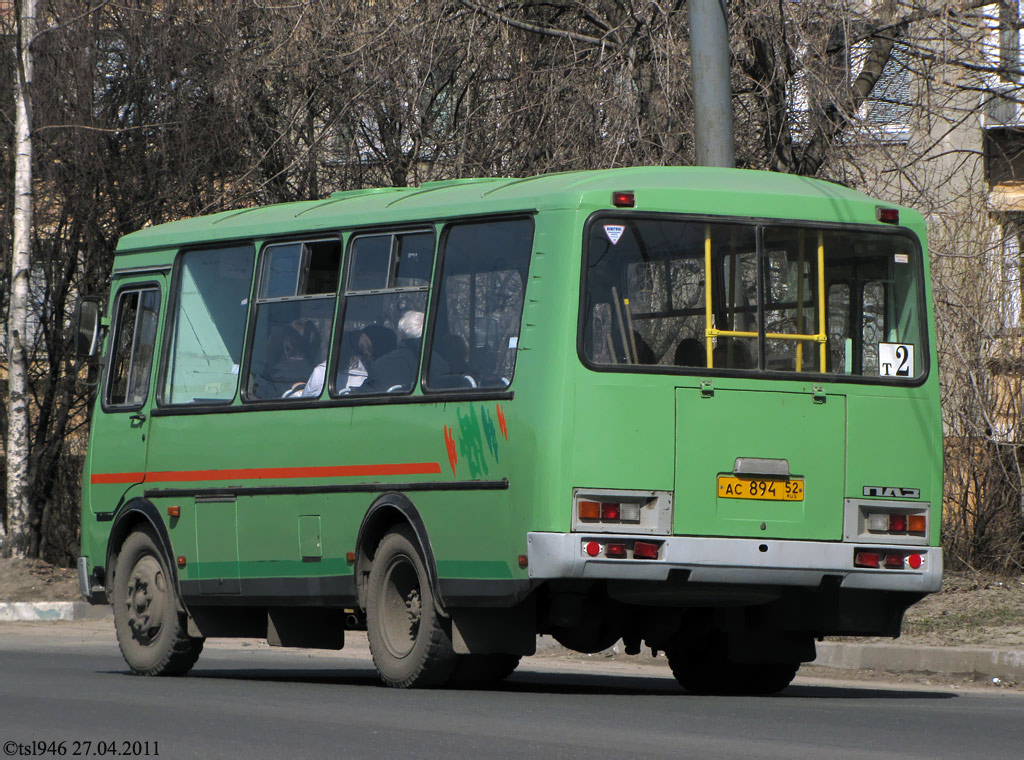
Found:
<box><xmin>76</xmin><ymin>166</ymin><xmax>942</xmax><ymax>693</ymax></box>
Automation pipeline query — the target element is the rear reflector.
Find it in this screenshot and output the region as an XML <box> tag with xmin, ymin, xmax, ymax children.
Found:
<box><xmin>605</xmin><ymin>543</ymin><xmax>627</xmax><ymax>558</ymax></box>
<box><xmin>854</xmin><ymin>551</ymin><xmax>880</xmax><ymax>568</ymax></box>
<box><xmin>907</xmin><ymin>515</ymin><xmax>927</xmax><ymax>533</ymax></box>
<box><xmin>585</xmin><ymin>541</ymin><xmax>601</xmax><ymax>557</ymax></box>
<box><xmin>633</xmin><ymin>541</ymin><xmax>659</xmax><ymax>560</ymax></box>
<box><xmin>907</xmin><ymin>553</ymin><xmax>923</xmax><ymax>569</ymax></box>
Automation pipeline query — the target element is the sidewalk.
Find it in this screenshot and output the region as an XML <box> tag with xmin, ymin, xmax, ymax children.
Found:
<box><xmin>3</xmin><ymin>599</ymin><xmax>1023</xmax><ymax>684</ymax></box>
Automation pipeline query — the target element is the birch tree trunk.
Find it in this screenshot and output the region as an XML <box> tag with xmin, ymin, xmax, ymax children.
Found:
<box><xmin>5</xmin><ymin>0</ymin><xmax>38</xmax><ymax>558</ymax></box>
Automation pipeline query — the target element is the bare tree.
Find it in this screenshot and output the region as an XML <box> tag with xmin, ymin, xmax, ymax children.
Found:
<box><xmin>4</xmin><ymin>0</ymin><xmax>38</xmax><ymax>558</ymax></box>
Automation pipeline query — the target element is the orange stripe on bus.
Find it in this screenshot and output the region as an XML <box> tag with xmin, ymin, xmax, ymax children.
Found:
<box><xmin>90</xmin><ymin>462</ymin><xmax>443</xmax><ymax>485</ymax></box>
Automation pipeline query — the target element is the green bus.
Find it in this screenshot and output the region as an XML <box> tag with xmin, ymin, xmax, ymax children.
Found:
<box><xmin>77</xmin><ymin>166</ymin><xmax>942</xmax><ymax>693</ymax></box>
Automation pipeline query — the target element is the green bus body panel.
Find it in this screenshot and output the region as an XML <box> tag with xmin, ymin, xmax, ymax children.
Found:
<box><xmin>113</xmin><ymin>167</ymin><xmax>900</xmax><ymax>262</ymax></box>
<box><xmin>80</xmin><ymin>166</ymin><xmax>943</xmax><ymax>596</ymax></box>
<box><xmin>134</xmin><ymin>401</ymin><xmax>531</xmax><ymax>585</ymax></box>
<box><xmin>675</xmin><ymin>385</ymin><xmax>846</xmax><ymax>540</ymax></box>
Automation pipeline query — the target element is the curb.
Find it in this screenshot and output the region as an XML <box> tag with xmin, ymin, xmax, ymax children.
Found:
<box><xmin>0</xmin><ymin>602</ymin><xmax>112</xmax><ymax>622</ymax></box>
<box><xmin>812</xmin><ymin>641</ymin><xmax>1024</xmax><ymax>680</ymax></box>
<box><xmin>539</xmin><ymin>636</ymin><xmax>1024</xmax><ymax>682</ymax></box>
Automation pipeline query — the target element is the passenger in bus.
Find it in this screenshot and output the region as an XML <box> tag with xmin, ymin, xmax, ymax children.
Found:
<box><xmin>360</xmin><ymin>311</ymin><xmax>424</xmax><ymax>393</ymax></box>
<box><xmin>255</xmin><ymin>319</ymin><xmax>320</xmax><ymax>398</ymax></box>
<box><xmin>674</xmin><ymin>338</ymin><xmax>705</xmax><ymax>367</ymax></box>
<box><xmin>430</xmin><ymin>333</ymin><xmax>475</xmax><ymax>389</ymax></box>
<box><xmin>289</xmin><ymin>324</ymin><xmax>398</xmax><ymax>398</ymax></box>
<box><xmin>335</xmin><ymin>324</ymin><xmax>397</xmax><ymax>394</ymax></box>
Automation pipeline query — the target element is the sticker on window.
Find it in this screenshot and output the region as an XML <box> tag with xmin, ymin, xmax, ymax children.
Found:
<box><xmin>878</xmin><ymin>343</ymin><xmax>914</xmax><ymax>377</ymax></box>
<box><xmin>604</xmin><ymin>225</ymin><xmax>625</xmax><ymax>245</ymax></box>
<box><xmin>894</xmin><ymin>253</ymin><xmax>909</xmax><ymax>264</ymax></box>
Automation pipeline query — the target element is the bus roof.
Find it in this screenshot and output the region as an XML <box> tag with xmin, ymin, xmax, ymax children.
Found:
<box><xmin>114</xmin><ymin>166</ymin><xmax>913</xmax><ymax>256</ymax></box>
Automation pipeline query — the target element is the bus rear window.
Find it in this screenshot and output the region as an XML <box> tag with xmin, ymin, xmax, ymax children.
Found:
<box><xmin>581</xmin><ymin>217</ymin><xmax>925</xmax><ymax>381</ymax></box>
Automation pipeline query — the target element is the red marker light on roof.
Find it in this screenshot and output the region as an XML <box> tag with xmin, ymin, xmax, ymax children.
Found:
<box><xmin>876</xmin><ymin>207</ymin><xmax>899</xmax><ymax>224</ymax></box>
<box><xmin>612</xmin><ymin>191</ymin><xmax>635</xmax><ymax>208</ymax></box>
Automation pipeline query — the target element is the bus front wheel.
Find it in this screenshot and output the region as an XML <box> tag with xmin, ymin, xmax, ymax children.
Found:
<box><xmin>112</xmin><ymin>527</ymin><xmax>203</xmax><ymax>676</ymax></box>
<box><xmin>366</xmin><ymin>526</ymin><xmax>457</xmax><ymax>688</ymax></box>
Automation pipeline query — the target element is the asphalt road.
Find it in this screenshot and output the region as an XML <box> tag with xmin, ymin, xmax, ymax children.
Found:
<box><xmin>1</xmin><ymin>626</ymin><xmax>1022</xmax><ymax>760</ymax></box>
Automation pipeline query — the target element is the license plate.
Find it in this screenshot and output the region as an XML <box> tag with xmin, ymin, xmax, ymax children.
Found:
<box><xmin>717</xmin><ymin>475</ymin><xmax>804</xmax><ymax>501</ymax></box>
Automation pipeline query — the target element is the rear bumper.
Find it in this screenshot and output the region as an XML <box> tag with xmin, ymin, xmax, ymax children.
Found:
<box><xmin>526</xmin><ymin>532</ymin><xmax>942</xmax><ymax>593</ymax></box>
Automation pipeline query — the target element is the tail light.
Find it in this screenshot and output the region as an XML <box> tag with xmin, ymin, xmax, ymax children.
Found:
<box><xmin>884</xmin><ymin>553</ymin><xmax>904</xmax><ymax>569</ymax></box>
<box><xmin>580</xmin><ymin>539</ymin><xmax>663</xmax><ymax>560</ymax></box>
<box><xmin>577</xmin><ymin>500</ymin><xmax>641</xmax><ymax>524</ymax></box>
<box><xmin>854</xmin><ymin>548</ymin><xmax>926</xmax><ymax>570</ymax></box>
<box><xmin>863</xmin><ymin>508</ymin><xmax>927</xmax><ymax>537</ymax></box>
<box><xmin>633</xmin><ymin>541</ymin><xmax>660</xmax><ymax>560</ymax></box>
<box><xmin>854</xmin><ymin>551</ymin><xmax>880</xmax><ymax>568</ymax></box>
<box><xmin>605</xmin><ymin>543</ymin><xmax>627</xmax><ymax>558</ymax></box>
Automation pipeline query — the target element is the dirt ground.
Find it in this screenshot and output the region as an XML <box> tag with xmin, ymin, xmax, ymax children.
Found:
<box><xmin>0</xmin><ymin>558</ymin><xmax>82</xmax><ymax>602</ymax></box>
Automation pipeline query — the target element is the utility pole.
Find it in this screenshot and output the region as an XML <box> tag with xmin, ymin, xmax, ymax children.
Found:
<box><xmin>689</xmin><ymin>0</ymin><xmax>735</xmax><ymax>168</ymax></box>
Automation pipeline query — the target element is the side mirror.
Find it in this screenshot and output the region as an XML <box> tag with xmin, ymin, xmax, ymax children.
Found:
<box><xmin>73</xmin><ymin>297</ymin><xmax>102</xmax><ymax>358</ymax></box>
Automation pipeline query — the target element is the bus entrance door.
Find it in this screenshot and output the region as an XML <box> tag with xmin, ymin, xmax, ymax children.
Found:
<box><xmin>85</xmin><ymin>276</ymin><xmax>164</xmax><ymax>516</ymax></box>
<box><xmin>674</xmin><ymin>385</ymin><xmax>846</xmax><ymax>541</ymax></box>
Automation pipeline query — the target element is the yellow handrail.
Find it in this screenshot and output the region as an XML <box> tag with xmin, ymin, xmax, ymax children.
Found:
<box><xmin>817</xmin><ymin>230</ymin><xmax>827</xmax><ymax>370</ymax></box>
<box><xmin>705</xmin><ymin>224</ymin><xmax>713</xmax><ymax>367</ymax></box>
<box><xmin>703</xmin><ymin>226</ymin><xmax>829</xmax><ymax>369</ymax></box>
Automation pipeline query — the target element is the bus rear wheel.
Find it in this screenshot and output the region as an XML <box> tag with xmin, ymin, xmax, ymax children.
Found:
<box><xmin>667</xmin><ymin>636</ymin><xmax>798</xmax><ymax>696</ymax></box>
<box><xmin>112</xmin><ymin>528</ymin><xmax>203</xmax><ymax>676</ymax></box>
<box><xmin>366</xmin><ymin>526</ymin><xmax>457</xmax><ymax>688</ymax></box>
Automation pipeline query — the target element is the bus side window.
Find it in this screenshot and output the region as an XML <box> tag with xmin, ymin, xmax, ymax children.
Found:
<box><xmin>334</xmin><ymin>230</ymin><xmax>434</xmax><ymax>396</ymax></box>
<box><xmin>106</xmin><ymin>287</ymin><xmax>161</xmax><ymax>408</ymax></box>
<box><xmin>424</xmin><ymin>218</ymin><xmax>534</xmax><ymax>391</ymax></box>
<box><xmin>245</xmin><ymin>239</ymin><xmax>340</xmax><ymax>401</ymax></box>
<box><xmin>162</xmin><ymin>245</ymin><xmax>255</xmax><ymax>405</ymax></box>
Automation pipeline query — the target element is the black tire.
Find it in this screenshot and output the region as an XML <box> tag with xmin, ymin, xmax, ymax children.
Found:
<box><xmin>448</xmin><ymin>654</ymin><xmax>522</xmax><ymax>688</ymax></box>
<box><xmin>112</xmin><ymin>528</ymin><xmax>204</xmax><ymax>676</ymax></box>
<box><xmin>366</xmin><ymin>526</ymin><xmax>457</xmax><ymax>688</ymax></box>
<box><xmin>743</xmin><ymin>662</ymin><xmax>800</xmax><ymax>695</ymax></box>
<box><xmin>667</xmin><ymin>636</ymin><xmax>798</xmax><ymax>696</ymax></box>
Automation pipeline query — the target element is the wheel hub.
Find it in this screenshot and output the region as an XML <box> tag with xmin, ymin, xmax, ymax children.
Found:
<box><xmin>380</xmin><ymin>558</ymin><xmax>421</xmax><ymax>658</ymax></box>
<box><xmin>125</xmin><ymin>555</ymin><xmax>167</xmax><ymax>644</ymax></box>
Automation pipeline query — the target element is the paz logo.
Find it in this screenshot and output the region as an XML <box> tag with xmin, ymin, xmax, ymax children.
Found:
<box><xmin>604</xmin><ymin>225</ymin><xmax>625</xmax><ymax>245</ymax></box>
